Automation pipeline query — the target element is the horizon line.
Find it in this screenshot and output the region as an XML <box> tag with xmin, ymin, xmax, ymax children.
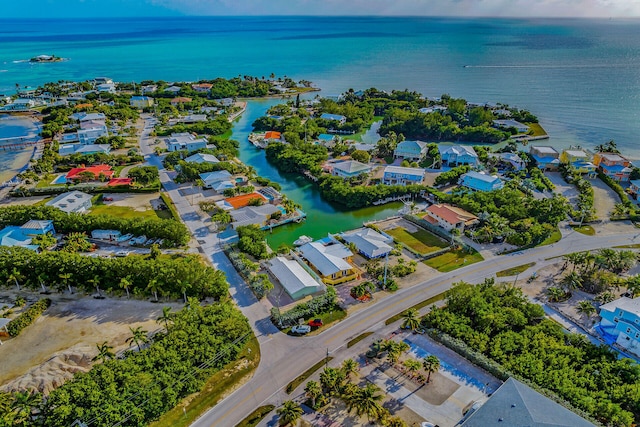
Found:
<box><xmin>1</xmin><ymin>15</ymin><xmax>638</xmax><ymax>20</ymax></box>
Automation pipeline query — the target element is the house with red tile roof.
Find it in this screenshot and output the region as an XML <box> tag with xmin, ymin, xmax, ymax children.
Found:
<box><xmin>107</xmin><ymin>178</ymin><xmax>132</xmax><ymax>187</ymax></box>
<box><xmin>424</xmin><ymin>204</ymin><xmax>478</xmax><ymax>232</ymax></box>
<box><xmin>224</xmin><ymin>193</ymin><xmax>268</xmax><ymax>209</ymax></box>
<box><xmin>66</xmin><ymin>164</ymin><xmax>114</xmax><ymax>182</ymax></box>
<box><xmin>171</xmin><ymin>97</ymin><xmax>192</xmax><ymax>106</ymax></box>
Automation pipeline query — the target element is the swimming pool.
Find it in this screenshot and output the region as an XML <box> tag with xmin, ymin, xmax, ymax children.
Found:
<box><xmin>51</xmin><ymin>174</ymin><xmax>67</xmax><ymax>184</ymax></box>
<box><xmin>404</xmin><ymin>338</ymin><xmax>493</xmax><ymax>392</ymax></box>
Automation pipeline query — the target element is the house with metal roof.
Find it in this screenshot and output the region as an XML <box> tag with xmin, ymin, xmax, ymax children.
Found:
<box><xmin>340</xmin><ymin>228</ymin><xmax>393</xmax><ymax>259</ymax></box>
<box><xmin>460</xmin><ymin>378</ymin><xmax>594</xmax><ymax>426</ymax></box>
<box><xmin>46</xmin><ymin>191</ymin><xmax>93</xmax><ymax>214</ymax></box>
<box><xmin>184</xmin><ymin>153</ymin><xmax>220</xmax><ymax>164</ymax></box>
<box><xmin>394</xmin><ymin>140</ymin><xmax>428</xmax><ymax>161</ymax></box>
<box><xmin>529</xmin><ymin>146</ymin><xmax>560</xmax><ymax>170</ymax></box>
<box><xmin>597</xmin><ymin>296</ymin><xmax>640</xmax><ymax>357</ymax></box>
<box><xmin>439</xmin><ymin>145</ymin><xmax>479</xmax><ymax>167</ymax></box>
<box><xmin>77</xmin><ymin>125</ymin><xmax>108</xmax><ymax>145</ymax></box>
<box><xmin>424</xmin><ymin>204</ymin><xmax>479</xmax><ymax>232</ymax></box>
<box><xmin>166</xmin><ymin>132</ymin><xmax>208</xmax><ymax>152</ymax></box>
<box><xmin>200</xmin><ymin>170</ymin><xmax>234</xmax><ymax>192</ymax></box>
<box><xmin>593</xmin><ymin>152</ymin><xmax>633</xmax><ymax>182</ymax></box>
<box><xmin>266</xmin><ymin>256</ymin><xmax>325</xmax><ymax>300</ymax></box>
<box><xmin>493</xmin><ymin>119</ymin><xmax>530</xmax><ymax>133</ymax></box>
<box><xmin>319</xmin><ymin>113</ymin><xmax>347</xmax><ymax>125</ymax></box>
<box><xmin>382</xmin><ymin>166</ymin><xmax>425</xmax><ymax>186</ymax></box>
<box><xmin>459</xmin><ymin>171</ymin><xmax>503</xmax><ymax>192</ymax></box>
<box><xmin>230</xmin><ymin>204</ymin><xmax>281</xmax><ymax>229</ymax></box>
<box><xmin>298</xmin><ymin>240</ymin><xmax>358</xmax><ymax>285</ymax></box>
<box><xmin>331</xmin><ymin>160</ymin><xmax>372</xmax><ymax>179</ymax></box>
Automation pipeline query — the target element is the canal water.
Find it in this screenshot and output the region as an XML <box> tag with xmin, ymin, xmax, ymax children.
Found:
<box><xmin>232</xmin><ymin>99</ymin><xmax>401</xmax><ymax>249</ymax></box>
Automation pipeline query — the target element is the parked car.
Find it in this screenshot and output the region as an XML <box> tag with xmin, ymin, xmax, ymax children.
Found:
<box><xmin>308</xmin><ymin>318</ymin><xmax>323</xmax><ymax>327</ymax></box>
<box><xmin>103</xmin><ymin>197</ymin><xmax>113</xmax><ymax>201</ymax></box>
<box><xmin>115</xmin><ymin>250</ymin><xmax>129</xmax><ymax>257</ymax></box>
<box><xmin>291</xmin><ymin>325</ymin><xmax>311</xmax><ymax>335</ymax></box>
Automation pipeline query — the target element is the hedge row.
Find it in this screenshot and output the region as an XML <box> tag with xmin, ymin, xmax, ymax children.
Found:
<box><xmin>6</xmin><ymin>298</ymin><xmax>51</xmax><ymax>337</ymax></box>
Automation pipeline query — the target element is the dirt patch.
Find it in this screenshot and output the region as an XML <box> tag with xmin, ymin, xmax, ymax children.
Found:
<box><xmin>591</xmin><ymin>177</ymin><xmax>621</xmax><ymax>220</ymax></box>
<box><xmin>0</xmin><ymin>291</ymin><xmax>182</xmax><ymax>394</ymax></box>
<box><xmin>100</xmin><ymin>192</ymin><xmax>161</xmax><ymax>212</ymax></box>
<box><xmin>377</xmin><ymin>364</ymin><xmax>459</xmax><ymax>406</ymax></box>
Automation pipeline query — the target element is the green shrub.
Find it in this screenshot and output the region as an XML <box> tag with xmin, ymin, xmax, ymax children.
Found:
<box><xmin>6</xmin><ymin>298</ymin><xmax>51</xmax><ymax>337</ymax></box>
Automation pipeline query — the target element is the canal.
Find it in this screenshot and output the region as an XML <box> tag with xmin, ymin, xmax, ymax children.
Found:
<box><xmin>232</xmin><ymin>99</ymin><xmax>401</xmax><ymax>249</ymax></box>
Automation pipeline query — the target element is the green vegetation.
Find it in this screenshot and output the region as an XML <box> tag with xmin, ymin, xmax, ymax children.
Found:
<box><xmin>423</xmin><ymin>280</ymin><xmax>640</xmax><ymax>426</ymax></box>
<box><xmin>562</xmin><ymin>249</ymin><xmax>637</xmax><ymax>294</ymax></box>
<box><xmin>5</xmin><ymin>298</ymin><xmax>51</xmax><ymax>337</ymax></box>
<box><xmin>156</xmin><ymin>116</ymin><xmax>231</xmax><ymax>137</ymax></box>
<box><xmin>527</xmin><ymin>123</ymin><xmax>548</xmax><ymax>136</ymax></box>
<box><xmin>424</xmin><ymin>248</ymin><xmax>484</xmax><ymax>272</ymax></box>
<box><xmin>90</xmin><ymin>204</ymin><xmax>158</xmax><ymax>219</ymax></box>
<box><xmin>347</xmin><ymin>332</ymin><xmax>374</xmax><ymax>348</ymax></box>
<box><xmin>571</xmin><ymin>225</ymin><xmax>596</xmax><ymax>236</ymax></box>
<box><xmin>271</xmin><ymin>287</ymin><xmax>338</xmax><ymax>328</ymax></box>
<box><xmin>538</xmin><ymin>228</ymin><xmax>562</xmax><ymax>246</ymax></box>
<box><xmin>236</xmin><ymin>225</ymin><xmax>269</xmax><ymax>260</ymax></box>
<box><xmin>495</xmin><ymin>262</ymin><xmax>536</xmax><ymax>277</ymax></box>
<box><xmin>235</xmin><ymin>405</ymin><xmax>276</xmax><ymax>427</ymax></box>
<box><xmin>385</xmin><ymin>292</ymin><xmax>446</xmax><ymax>325</ymax></box>
<box><xmin>286</xmin><ymin>357</ymin><xmax>333</xmax><ymax>394</ymax></box>
<box><xmin>386</xmin><ymin>227</ymin><xmax>448</xmax><ymax>255</ymax></box>
<box><xmin>150</xmin><ymin>336</ymin><xmax>260</xmax><ymax>427</ymax></box>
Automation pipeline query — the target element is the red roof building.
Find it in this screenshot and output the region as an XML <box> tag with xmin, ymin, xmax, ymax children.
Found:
<box><xmin>264</xmin><ymin>131</ymin><xmax>281</xmax><ymax>140</ymax></box>
<box><xmin>66</xmin><ymin>164</ymin><xmax>114</xmax><ymax>182</ymax></box>
<box><xmin>171</xmin><ymin>97</ymin><xmax>192</xmax><ymax>105</ymax></box>
<box><xmin>107</xmin><ymin>178</ymin><xmax>133</xmax><ymax>187</ymax></box>
<box><xmin>225</xmin><ymin>193</ymin><xmax>267</xmax><ymax>209</ymax></box>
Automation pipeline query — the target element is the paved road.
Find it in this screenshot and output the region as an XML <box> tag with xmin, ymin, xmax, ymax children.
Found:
<box><xmin>137</xmin><ymin>114</ymin><xmax>640</xmax><ymax>427</ymax></box>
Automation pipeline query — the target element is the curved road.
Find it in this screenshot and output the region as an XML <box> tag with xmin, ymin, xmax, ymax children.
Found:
<box><xmin>137</xmin><ymin>114</ymin><xmax>639</xmax><ymax>427</ymax></box>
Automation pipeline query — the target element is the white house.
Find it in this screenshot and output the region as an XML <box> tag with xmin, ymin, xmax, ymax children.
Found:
<box><xmin>331</xmin><ymin>160</ymin><xmax>371</xmax><ymax>179</ymax></box>
<box><xmin>439</xmin><ymin>145</ymin><xmax>479</xmax><ymax>167</ymax></box>
<box><xmin>320</xmin><ymin>113</ymin><xmax>347</xmax><ymax>125</ymax></box>
<box><xmin>165</xmin><ymin>132</ymin><xmax>208</xmax><ymax>152</ymax></box>
<box><xmin>77</xmin><ymin>126</ymin><xmax>108</xmax><ymax>145</ymax></box>
<box><xmin>200</xmin><ymin>170</ymin><xmax>234</xmax><ymax>192</ymax></box>
<box><xmin>266</xmin><ymin>256</ymin><xmax>325</xmax><ymax>300</ymax></box>
<box><xmin>598</xmin><ymin>297</ymin><xmax>640</xmax><ymax>357</ymax></box>
<box><xmin>493</xmin><ymin>119</ymin><xmax>530</xmax><ymax>133</ymax></box>
<box><xmin>340</xmin><ymin>228</ymin><xmax>393</xmax><ymax>259</ymax></box>
<box><xmin>230</xmin><ymin>204</ymin><xmax>281</xmax><ymax>229</ymax></box>
<box><xmin>46</xmin><ymin>191</ymin><xmax>93</xmax><ymax>214</ymax></box>
<box><xmin>393</xmin><ymin>140</ymin><xmax>428</xmax><ymax>161</ymax></box>
<box><xmin>382</xmin><ymin>166</ymin><xmax>425</xmax><ymax>186</ymax></box>
<box><xmin>59</xmin><ymin>144</ymin><xmax>111</xmax><ymax>156</ymax></box>
<box><xmin>1</xmin><ymin>99</ymin><xmax>36</xmax><ymax>111</ymax></box>
<box><xmin>96</xmin><ymin>83</ymin><xmax>116</xmax><ymax>93</ymax></box>
<box><xmin>184</xmin><ymin>153</ymin><xmax>219</xmax><ymax>164</ymax></box>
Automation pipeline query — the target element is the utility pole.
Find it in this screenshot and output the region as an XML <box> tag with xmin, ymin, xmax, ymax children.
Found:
<box><xmin>325</xmin><ymin>348</ymin><xmax>329</xmax><ymax>368</ymax></box>
<box><xmin>383</xmin><ymin>252</ymin><xmax>389</xmax><ymax>288</ymax></box>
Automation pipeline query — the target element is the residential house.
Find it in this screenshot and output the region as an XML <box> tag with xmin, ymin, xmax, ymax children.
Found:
<box><xmin>331</xmin><ymin>160</ymin><xmax>372</xmax><ymax>179</ymax></box>
<box><xmin>393</xmin><ymin>140</ymin><xmax>428</xmax><ymax>161</ymax></box>
<box><xmin>266</xmin><ymin>256</ymin><xmax>325</xmax><ymax>300</ymax></box>
<box><xmin>1</xmin><ymin>99</ymin><xmax>36</xmax><ymax>111</ymax></box>
<box><xmin>96</xmin><ymin>83</ymin><xmax>116</xmax><ymax>93</ymax></box>
<box><xmin>164</xmin><ymin>85</ymin><xmax>182</xmax><ymax>94</ymax></box>
<box><xmin>219</xmin><ymin>98</ymin><xmax>234</xmax><ymax>107</ymax></box>
<box><xmin>340</xmin><ymin>228</ymin><xmax>393</xmax><ymax>259</ymax></box>
<box><xmin>423</xmin><ymin>204</ymin><xmax>479</xmax><ymax>232</ymax></box>
<box><xmin>72</xmin><ymin>112</ymin><xmax>106</xmax><ymax>123</ymax></box>
<box><xmin>560</xmin><ymin>149</ymin><xmax>596</xmax><ymax>174</ymax></box>
<box><xmin>80</xmin><ymin>119</ymin><xmax>106</xmax><ymax>130</ymax></box>
<box><xmin>0</xmin><ymin>220</ymin><xmax>56</xmax><ymax>252</ymax></box>
<box><xmin>230</xmin><ymin>204</ymin><xmax>281</xmax><ymax>229</ymax></box>
<box><xmin>77</xmin><ymin>126</ymin><xmax>108</xmax><ymax>145</ymax></box>
<box><xmin>382</xmin><ymin>166</ymin><xmax>425</xmax><ymax>186</ymax></box>
<box><xmin>200</xmin><ymin>170</ymin><xmax>234</xmax><ymax>192</ymax></box>
<box><xmin>460</xmin><ymin>378</ymin><xmax>595</xmax><ymax>427</ymax></box>
<box><xmin>170</xmin><ymin>97</ymin><xmax>192</xmax><ymax>106</ymax></box>
<box><xmin>499</xmin><ymin>152</ymin><xmax>526</xmax><ymax>171</ymax></box>
<box><xmin>419</xmin><ymin>105</ymin><xmax>447</xmax><ymax>114</ymax></box>
<box><xmin>264</xmin><ymin>131</ymin><xmax>281</xmax><ymax>141</ymax></box>
<box><xmin>320</xmin><ymin>113</ymin><xmax>347</xmax><ymax>125</ymax></box>
<box><xmin>593</xmin><ymin>152</ymin><xmax>632</xmax><ymax>182</ymax></box>
<box><xmin>165</xmin><ymin>132</ymin><xmax>208</xmax><ymax>152</ymax></box>
<box><xmin>178</xmin><ymin>114</ymin><xmax>207</xmax><ymax>123</ymax></box>
<box><xmin>141</xmin><ymin>85</ymin><xmax>157</xmax><ymax>94</ymax></box>
<box><xmin>183</xmin><ymin>153</ymin><xmax>220</xmax><ymax>164</ymax></box>
<box><xmin>59</xmin><ymin>144</ymin><xmax>111</xmax><ymax>156</ymax></box>
<box><xmin>94</xmin><ymin>77</ymin><xmax>113</xmax><ymax>85</ymax></box>
<box><xmin>493</xmin><ymin>119</ymin><xmax>530</xmax><ymax>133</ymax></box>
<box><xmin>298</xmin><ymin>239</ymin><xmax>358</xmax><ymax>285</ymax></box>
<box><xmin>529</xmin><ymin>146</ymin><xmax>560</xmax><ymax>170</ymax></box>
<box><xmin>628</xmin><ymin>180</ymin><xmax>640</xmax><ymax>200</ymax></box>
<box><xmin>46</xmin><ymin>191</ymin><xmax>93</xmax><ymax>214</ymax></box>
<box><xmin>598</xmin><ymin>297</ymin><xmax>640</xmax><ymax>358</ymax></box>
<box><xmin>459</xmin><ymin>171</ymin><xmax>504</xmax><ymax>192</ymax></box>
<box><xmin>192</xmin><ymin>83</ymin><xmax>213</xmax><ymax>93</ymax></box>
<box><xmin>439</xmin><ymin>145</ymin><xmax>479</xmax><ymax>167</ymax></box>
<box><xmin>130</xmin><ymin>96</ymin><xmax>154</xmax><ymax>108</ymax></box>
<box><xmin>223</xmin><ymin>193</ymin><xmax>268</xmax><ymax>210</ymax></box>
<box><xmin>65</xmin><ymin>164</ymin><xmax>114</xmax><ymax>182</ymax></box>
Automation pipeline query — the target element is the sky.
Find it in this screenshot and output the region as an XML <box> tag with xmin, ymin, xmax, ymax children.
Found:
<box><xmin>4</xmin><ymin>0</ymin><xmax>640</xmax><ymax>18</ymax></box>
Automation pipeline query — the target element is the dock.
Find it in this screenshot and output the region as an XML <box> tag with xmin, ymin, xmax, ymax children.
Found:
<box><xmin>0</xmin><ymin>136</ymin><xmax>40</xmax><ymax>151</ymax></box>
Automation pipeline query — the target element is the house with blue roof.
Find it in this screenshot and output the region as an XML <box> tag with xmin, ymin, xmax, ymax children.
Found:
<box><xmin>439</xmin><ymin>145</ymin><xmax>479</xmax><ymax>167</ymax></box>
<box><xmin>593</xmin><ymin>152</ymin><xmax>632</xmax><ymax>182</ymax></box>
<box><xmin>393</xmin><ymin>140</ymin><xmax>428</xmax><ymax>161</ymax></box>
<box><xmin>331</xmin><ymin>160</ymin><xmax>372</xmax><ymax>179</ymax></box>
<box><xmin>459</xmin><ymin>171</ymin><xmax>503</xmax><ymax>192</ymax></box>
<box><xmin>319</xmin><ymin>113</ymin><xmax>346</xmax><ymax>125</ymax></box>
<box><xmin>529</xmin><ymin>146</ymin><xmax>560</xmax><ymax>170</ymax></box>
<box><xmin>0</xmin><ymin>220</ymin><xmax>56</xmax><ymax>252</ymax></box>
<box><xmin>597</xmin><ymin>296</ymin><xmax>640</xmax><ymax>358</ymax></box>
<box><xmin>382</xmin><ymin>166</ymin><xmax>425</xmax><ymax>186</ymax></box>
<box><xmin>560</xmin><ymin>149</ymin><xmax>596</xmax><ymax>175</ymax></box>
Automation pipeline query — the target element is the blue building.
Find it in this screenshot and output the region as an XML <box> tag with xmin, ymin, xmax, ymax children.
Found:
<box><xmin>319</xmin><ymin>113</ymin><xmax>346</xmax><ymax>125</ymax></box>
<box><xmin>439</xmin><ymin>145</ymin><xmax>479</xmax><ymax>167</ymax></box>
<box><xmin>598</xmin><ymin>297</ymin><xmax>640</xmax><ymax>358</ymax></box>
<box><xmin>529</xmin><ymin>146</ymin><xmax>560</xmax><ymax>170</ymax></box>
<box><xmin>382</xmin><ymin>166</ymin><xmax>425</xmax><ymax>186</ymax></box>
<box><xmin>459</xmin><ymin>171</ymin><xmax>503</xmax><ymax>192</ymax></box>
<box><xmin>0</xmin><ymin>220</ymin><xmax>56</xmax><ymax>251</ymax></box>
<box><xmin>393</xmin><ymin>140</ymin><xmax>427</xmax><ymax>161</ymax></box>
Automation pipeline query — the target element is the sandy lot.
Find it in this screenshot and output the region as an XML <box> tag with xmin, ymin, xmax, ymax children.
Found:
<box><xmin>100</xmin><ymin>192</ymin><xmax>162</xmax><ymax>211</ymax></box>
<box><xmin>591</xmin><ymin>177</ymin><xmax>620</xmax><ymax>220</ymax></box>
<box><xmin>0</xmin><ymin>291</ymin><xmax>182</xmax><ymax>394</ymax></box>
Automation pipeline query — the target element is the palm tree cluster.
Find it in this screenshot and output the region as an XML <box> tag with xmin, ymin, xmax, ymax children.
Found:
<box><xmin>561</xmin><ymin>249</ymin><xmax>637</xmax><ymax>294</ymax></box>
<box><xmin>0</xmin><ymin>391</ymin><xmax>41</xmax><ymax>426</ymax></box>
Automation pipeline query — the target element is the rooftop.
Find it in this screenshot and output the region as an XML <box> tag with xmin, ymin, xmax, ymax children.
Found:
<box><xmin>299</xmin><ymin>240</ymin><xmax>353</xmax><ymax>276</ymax></box>
<box><xmin>384</xmin><ymin>165</ymin><xmax>425</xmax><ymax>176</ymax></box>
<box><xmin>267</xmin><ymin>256</ymin><xmax>323</xmax><ymax>298</ymax></box>
<box><xmin>224</xmin><ymin>193</ymin><xmax>267</xmax><ymax>210</ymax></box>
<box><xmin>333</xmin><ymin>160</ymin><xmax>371</xmax><ymax>174</ymax></box>
<box><xmin>461</xmin><ymin>170</ymin><xmax>501</xmax><ymax>184</ymax></box>
<box><xmin>439</xmin><ymin>145</ymin><xmax>478</xmax><ymax>157</ymax></box>
<box><xmin>184</xmin><ymin>153</ymin><xmax>219</xmax><ymax>164</ymax></box>
<box><xmin>426</xmin><ymin>204</ymin><xmax>478</xmax><ymax>226</ymax></box>
<box><xmin>600</xmin><ymin>296</ymin><xmax>640</xmax><ymax>316</ymax></box>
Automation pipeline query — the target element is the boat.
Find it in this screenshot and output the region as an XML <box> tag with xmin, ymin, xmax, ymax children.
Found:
<box><xmin>248</xmin><ymin>133</ymin><xmax>268</xmax><ymax>149</ymax></box>
<box><xmin>293</xmin><ymin>235</ymin><xmax>313</xmax><ymax>246</ymax></box>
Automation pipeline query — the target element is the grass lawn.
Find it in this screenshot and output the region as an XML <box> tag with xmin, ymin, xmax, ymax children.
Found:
<box><xmin>89</xmin><ymin>204</ymin><xmax>158</xmax><ymax>219</ymax></box>
<box><xmin>150</xmin><ymin>335</ymin><xmax>260</xmax><ymax>427</ymax></box>
<box><xmin>538</xmin><ymin>229</ymin><xmax>562</xmax><ymax>246</ymax></box>
<box><xmin>236</xmin><ymin>405</ymin><xmax>276</xmax><ymax>427</ymax></box>
<box><xmin>210</xmin><ymin>129</ymin><xmax>233</xmax><ymax>141</ymax></box>
<box><xmin>347</xmin><ymin>332</ymin><xmax>374</xmax><ymax>348</ymax></box>
<box><xmin>386</xmin><ymin>227</ymin><xmax>448</xmax><ymax>255</ymax></box>
<box><xmin>527</xmin><ymin>123</ymin><xmax>548</xmax><ymax>136</ymax></box>
<box><xmin>424</xmin><ymin>249</ymin><xmax>484</xmax><ymax>273</ymax></box>
<box><xmin>496</xmin><ymin>262</ymin><xmax>536</xmax><ymax>278</ymax></box>
<box><xmin>571</xmin><ymin>225</ymin><xmax>596</xmax><ymax>236</ymax></box>
<box><xmin>385</xmin><ymin>291</ymin><xmax>447</xmax><ymax>325</ymax></box>
<box><xmin>284</xmin><ymin>306</ymin><xmax>347</xmax><ymax>337</ymax></box>
<box><xmin>286</xmin><ymin>357</ymin><xmax>333</xmax><ymax>394</ymax></box>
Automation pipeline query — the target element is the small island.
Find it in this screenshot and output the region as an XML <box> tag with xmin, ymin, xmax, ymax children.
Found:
<box><xmin>29</xmin><ymin>55</ymin><xmax>66</xmax><ymax>63</ymax></box>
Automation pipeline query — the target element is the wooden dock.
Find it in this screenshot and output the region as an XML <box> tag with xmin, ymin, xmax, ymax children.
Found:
<box><xmin>0</xmin><ymin>137</ymin><xmax>39</xmax><ymax>151</ymax></box>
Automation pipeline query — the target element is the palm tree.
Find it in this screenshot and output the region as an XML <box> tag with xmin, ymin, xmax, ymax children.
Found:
<box><xmin>403</xmin><ymin>359</ymin><xmax>422</xmax><ymax>379</ymax></box>
<box><xmin>92</xmin><ymin>341</ymin><xmax>115</xmax><ymax>363</ymax></box>
<box><xmin>560</xmin><ymin>271</ymin><xmax>582</xmax><ymax>293</ymax></box>
<box><xmin>37</xmin><ymin>273</ymin><xmax>49</xmax><ymax>294</ymax></box>
<box><xmin>341</xmin><ymin>358</ymin><xmax>360</xmax><ymax>381</ymax></box>
<box><xmin>422</xmin><ymin>355</ymin><xmax>440</xmax><ymax>383</ymax></box>
<box><xmin>7</xmin><ymin>268</ymin><xmax>24</xmax><ymax>291</ymax></box>
<box><xmin>383</xmin><ymin>416</ymin><xmax>407</xmax><ymax>427</ymax></box>
<box><xmin>156</xmin><ymin>306</ymin><xmax>173</xmax><ymax>330</ymax></box>
<box><xmin>119</xmin><ymin>277</ymin><xmax>131</xmax><ymax>299</ymax></box>
<box><xmin>87</xmin><ymin>275</ymin><xmax>101</xmax><ymax>297</ymax></box>
<box><xmin>626</xmin><ymin>275</ymin><xmax>640</xmax><ymax>298</ymax></box>
<box><xmin>547</xmin><ymin>286</ymin><xmax>566</xmax><ymax>303</ymax></box>
<box><xmin>10</xmin><ymin>391</ymin><xmax>41</xmax><ymax>426</ymax></box>
<box><xmin>595</xmin><ymin>248</ymin><xmax>619</xmax><ymax>272</ymax></box>
<box><xmin>59</xmin><ymin>271</ymin><xmax>73</xmax><ymax>294</ymax></box>
<box><xmin>147</xmin><ymin>279</ymin><xmax>159</xmax><ymax>302</ymax></box>
<box><xmin>277</xmin><ymin>400</ymin><xmax>303</xmax><ymax>427</ymax></box>
<box><xmin>595</xmin><ymin>291</ymin><xmax>616</xmax><ymax>305</ymax></box>
<box><xmin>126</xmin><ymin>326</ymin><xmax>149</xmax><ymax>351</ymax></box>
<box><xmin>577</xmin><ymin>300</ymin><xmax>596</xmax><ymax>324</ymax></box>
<box><xmin>319</xmin><ymin>367</ymin><xmax>345</xmax><ymax>396</ymax></box>
<box><xmin>401</xmin><ymin>308</ymin><xmax>421</xmax><ymax>332</ymax></box>
<box><xmin>304</xmin><ymin>380</ymin><xmax>322</xmax><ymax>408</ymax></box>
<box><xmin>344</xmin><ymin>383</ymin><xmax>383</xmax><ymax>423</ymax></box>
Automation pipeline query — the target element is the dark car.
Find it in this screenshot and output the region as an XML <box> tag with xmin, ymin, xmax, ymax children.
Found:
<box><xmin>103</xmin><ymin>197</ymin><xmax>113</xmax><ymax>201</ymax></box>
<box><xmin>308</xmin><ymin>318</ymin><xmax>323</xmax><ymax>327</ymax></box>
